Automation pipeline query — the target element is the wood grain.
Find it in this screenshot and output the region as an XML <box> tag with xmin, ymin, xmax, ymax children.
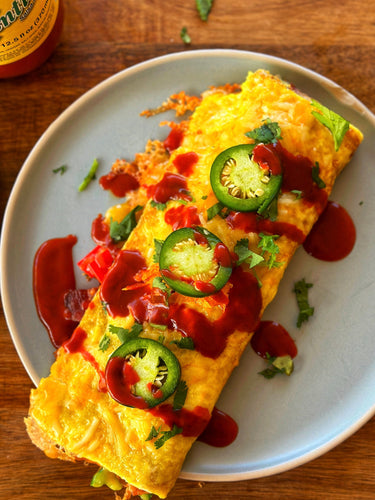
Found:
<box><xmin>1</xmin><ymin>0</ymin><xmax>375</xmax><ymax>498</ymax></box>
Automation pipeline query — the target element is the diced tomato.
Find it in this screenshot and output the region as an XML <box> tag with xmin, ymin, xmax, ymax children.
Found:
<box><xmin>77</xmin><ymin>245</ymin><xmax>114</xmax><ymax>282</ymax></box>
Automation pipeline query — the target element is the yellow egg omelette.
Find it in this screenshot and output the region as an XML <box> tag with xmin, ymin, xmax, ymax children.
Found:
<box><xmin>25</xmin><ymin>70</ymin><xmax>363</xmax><ymax>499</ymax></box>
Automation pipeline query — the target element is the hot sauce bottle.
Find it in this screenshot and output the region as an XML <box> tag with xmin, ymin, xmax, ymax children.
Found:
<box><xmin>0</xmin><ymin>0</ymin><xmax>64</xmax><ymax>78</ymax></box>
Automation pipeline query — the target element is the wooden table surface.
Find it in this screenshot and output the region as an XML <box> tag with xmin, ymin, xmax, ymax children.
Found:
<box><xmin>1</xmin><ymin>0</ymin><xmax>375</xmax><ymax>498</ymax></box>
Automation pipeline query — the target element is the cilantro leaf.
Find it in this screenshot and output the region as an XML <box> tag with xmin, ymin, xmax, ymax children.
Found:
<box><xmin>109</xmin><ymin>205</ymin><xmax>143</xmax><ymax>242</ymax></box>
<box><xmin>311</xmin><ymin>99</ymin><xmax>350</xmax><ymax>151</ymax></box>
<box><xmin>78</xmin><ymin>158</ymin><xmax>99</xmax><ymax>191</ymax></box>
<box><xmin>98</xmin><ymin>334</ymin><xmax>111</xmax><ymax>352</ymax></box>
<box><xmin>154</xmin><ymin>424</ymin><xmax>183</xmax><ymax>449</ymax></box>
<box><xmin>245</xmin><ymin>119</ymin><xmax>282</xmax><ymax>145</ymax></box>
<box><xmin>145</xmin><ymin>425</ymin><xmax>161</xmax><ymax>442</ymax></box>
<box><xmin>234</xmin><ymin>239</ymin><xmax>265</xmax><ymax>268</ymax></box>
<box><xmin>260</xmin><ymin>196</ymin><xmax>278</xmax><ymax>221</ymax></box>
<box><xmin>173</xmin><ymin>380</ymin><xmax>188</xmax><ymax>410</ymax></box>
<box><xmin>180</xmin><ymin>26</ymin><xmax>191</xmax><ymax>44</ymax></box>
<box><xmin>257</xmin><ymin>233</ymin><xmax>283</xmax><ymax>269</ymax></box>
<box><xmin>259</xmin><ymin>353</ymin><xmax>294</xmax><ymax>379</ymax></box>
<box><xmin>152</xmin><ymin>276</ymin><xmax>172</xmax><ymax>297</ymax></box>
<box><xmin>207</xmin><ymin>201</ymin><xmax>226</xmax><ymax>221</ymax></box>
<box><xmin>293</xmin><ymin>278</ymin><xmax>314</xmax><ymax>327</ymax></box>
<box><xmin>151</xmin><ymin>200</ymin><xmax>167</xmax><ymax>211</ymax></box>
<box><xmin>195</xmin><ymin>0</ymin><xmax>213</xmax><ymax>21</ymax></box>
<box><xmin>108</xmin><ymin>323</ymin><xmax>143</xmax><ymax>343</ymax></box>
<box><xmin>153</xmin><ymin>239</ymin><xmax>164</xmax><ymax>263</ymax></box>
<box><xmin>53</xmin><ymin>165</ymin><xmax>67</xmax><ymax>175</ymax></box>
<box><xmin>311</xmin><ymin>162</ymin><xmax>326</xmax><ymax>189</ymax></box>
<box><xmin>171</xmin><ymin>337</ymin><xmax>195</xmax><ymax>350</ymax></box>
<box><xmin>291</xmin><ymin>189</ymin><xmax>303</xmax><ymax>200</ymax></box>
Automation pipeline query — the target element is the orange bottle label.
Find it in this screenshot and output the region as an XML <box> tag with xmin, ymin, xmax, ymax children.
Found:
<box><xmin>0</xmin><ymin>0</ymin><xmax>59</xmax><ymax>65</ymax></box>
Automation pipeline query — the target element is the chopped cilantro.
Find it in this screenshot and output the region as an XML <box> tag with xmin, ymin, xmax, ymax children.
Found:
<box><xmin>259</xmin><ymin>353</ymin><xmax>294</xmax><ymax>379</ymax></box>
<box><xmin>152</xmin><ymin>276</ymin><xmax>172</xmax><ymax>296</ymax></box>
<box><xmin>78</xmin><ymin>158</ymin><xmax>99</xmax><ymax>191</ymax></box>
<box><xmin>234</xmin><ymin>239</ymin><xmax>265</xmax><ymax>268</ymax></box>
<box><xmin>146</xmin><ymin>425</ymin><xmax>161</xmax><ymax>441</ymax></box>
<box><xmin>201</xmin><ymin>195</ymin><xmax>208</xmax><ymax>200</ymax></box>
<box><xmin>311</xmin><ymin>162</ymin><xmax>326</xmax><ymax>189</ymax></box>
<box><xmin>245</xmin><ymin>119</ymin><xmax>282</xmax><ymax>145</ymax></box>
<box><xmin>173</xmin><ymin>380</ymin><xmax>188</xmax><ymax>410</ymax></box>
<box><xmin>53</xmin><ymin>165</ymin><xmax>67</xmax><ymax>175</ymax></box>
<box><xmin>195</xmin><ymin>0</ymin><xmax>213</xmax><ymax>21</ymax></box>
<box><xmin>109</xmin><ymin>205</ymin><xmax>143</xmax><ymax>242</ymax></box>
<box><xmin>171</xmin><ymin>337</ymin><xmax>195</xmax><ymax>350</ymax></box>
<box><xmin>98</xmin><ymin>334</ymin><xmax>111</xmax><ymax>352</ymax></box>
<box><xmin>260</xmin><ymin>196</ymin><xmax>278</xmax><ymax>221</ymax></box>
<box><xmin>146</xmin><ymin>423</ymin><xmax>183</xmax><ymax>449</ymax></box>
<box><xmin>291</xmin><ymin>189</ymin><xmax>303</xmax><ymax>200</ymax></box>
<box><xmin>153</xmin><ymin>239</ymin><xmax>164</xmax><ymax>263</ymax></box>
<box><xmin>180</xmin><ymin>26</ymin><xmax>191</xmax><ymax>44</ymax></box>
<box><xmin>154</xmin><ymin>424</ymin><xmax>183</xmax><ymax>449</ymax></box>
<box><xmin>108</xmin><ymin>322</ymin><xmax>143</xmax><ymax>343</ymax></box>
<box><xmin>207</xmin><ymin>201</ymin><xmax>225</xmax><ymax>220</ymax></box>
<box><xmin>311</xmin><ymin>99</ymin><xmax>350</xmax><ymax>151</ymax></box>
<box><xmin>151</xmin><ymin>200</ymin><xmax>167</xmax><ymax>211</ymax></box>
<box><xmin>293</xmin><ymin>278</ymin><xmax>314</xmax><ymax>327</ymax></box>
<box><xmin>257</xmin><ymin>233</ymin><xmax>283</xmax><ymax>269</ymax></box>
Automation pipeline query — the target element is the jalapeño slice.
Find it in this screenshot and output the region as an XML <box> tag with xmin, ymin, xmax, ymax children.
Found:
<box><xmin>210</xmin><ymin>143</ymin><xmax>282</xmax><ymax>214</ymax></box>
<box><xmin>106</xmin><ymin>338</ymin><xmax>181</xmax><ymax>409</ymax></box>
<box><xmin>159</xmin><ymin>227</ymin><xmax>232</xmax><ymax>297</ymax></box>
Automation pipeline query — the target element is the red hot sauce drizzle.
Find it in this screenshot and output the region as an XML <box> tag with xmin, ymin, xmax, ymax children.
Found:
<box><xmin>163</xmin><ymin>127</ymin><xmax>184</xmax><ymax>153</ymax></box>
<box><xmin>168</xmin><ymin>266</ymin><xmax>262</xmax><ymax>359</ymax></box>
<box><xmin>303</xmin><ymin>200</ymin><xmax>356</xmax><ymax>261</ymax></box>
<box><xmin>146</xmin><ymin>172</ymin><xmax>192</xmax><ymax>204</ymax></box>
<box><xmin>33</xmin><ymin>235</ymin><xmax>79</xmax><ymax>348</ymax></box>
<box><xmin>172</xmin><ymin>151</ymin><xmax>199</xmax><ymax>177</ymax></box>
<box><xmin>251</xmin><ymin>321</ymin><xmax>298</xmax><ymax>359</ymax></box>
<box><xmin>198</xmin><ymin>407</ymin><xmax>239</xmax><ymax>447</ymax></box>
<box><xmin>275</xmin><ymin>143</ymin><xmax>328</xmax><ymax>213</ymax></box>
<box><xmin>164</xmin><ymin>205</ymin><xmax>201</xmax><ymax>230</ymax></box>
<box><xmin>99</xmin><ymin>171</ymin><xmax>140</xmax><ymax>198</ymax></box>
<box><xmin>63</xmin><ymin>326</ymin><xmax>107</xmax><ymax>392</ymax></box>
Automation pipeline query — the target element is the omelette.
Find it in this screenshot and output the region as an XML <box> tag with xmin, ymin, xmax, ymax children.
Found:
<box><xmin>26</xmin><ymin>70</ymin><xmax>363</xmax><ymax>499</ymax></box>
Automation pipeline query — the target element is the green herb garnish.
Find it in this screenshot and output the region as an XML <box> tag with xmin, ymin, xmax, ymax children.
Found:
<box><xmin>173</xmin><ymin>380</ymin><xmax>188</xmax><ymax>410</ymax></box>
<box><xmin>146</xmin><ymin>425</ymin><xmax>162</xmax><ymax>442</ymax></box>
<box><xmin>195</xmin><ymin>0</ymin><xmax>213</xmax><ymax>21</ymax></box>
<box><xmin>245</xmin><ymin>119</ymin><xmax>282</xmax><ymax>145</ymax></box>
<box><xmin>311</xmin><ymin>99</ymin><xmax>350</xmax><ymax>151</ymax></box>
<box><xmin>311</xmin><ymin>162</ymin><xmax>326</xmax><ymax>189</ymax></box>
<box><xmin>180</xmin><ymin>26</ymin><xmax>191</xmax><ymax>44</ymax></box>
<box><xmin>293</xmin><ymin>278</ymin><xmax>314</xmax><ymax>327</ymax></box>
<box><xmin>78</xmin><ymin>158</ymin><xmax>99</xmax><ymax>191</ymax></box>
<box><xmin>108</xmin><ymin>322</ymin><xmax>143</xmax><ymax>343</ymax></box>
<box><xmin>171</xmin><ymin>337</ymin><xmax>195</xmax><ymax>350</ymax></box>
<box><xmin>291</xmin><ymin>189</ymin><xmax>303</xmax><ymax>200</ymax></box>
<box><xmin>154</xmin><ymin>424</ymin><xmax>183</xmax><ymax>449</ymax></box>
<box><xmin>153</xmin><ymin>239</ymin><xmax>164</xmax><ymax>263</ymax></box>
<box><xmin>151</xmin><ymin>200</ymin><xmax>167</xmax><ymax>211</ymax></box>
<box><xmin>257</xmin><ymin>233</ymin><xmax>283</xmax><ymax>269</ymax></box>
<box><xmin>207</xmin><ymin>201</ymin><xmax>226</xmax><ymax>221</ymax></box>
<box><xmin>259</xmin><ymin>353</ymin><xmax>294</xmax><ymax>379</ymax></box>
<box><xmin>98</xmin><ymin>334</ymin><xmax>111</xmax><ymax>352</ymax></box>
<box><xmin>109</xmin><ymin>205</ymin><xmax>143</xmax><ymax>242</ymax></box>
<box><xmin>234</xmin><ymin>239</ymin><xmax>265</xmax><ymax>268</ymax></box>
<box><xmin>53</xmin><ymin>165</ymin><xmax>67</xmax><ymax>175</ymax></box>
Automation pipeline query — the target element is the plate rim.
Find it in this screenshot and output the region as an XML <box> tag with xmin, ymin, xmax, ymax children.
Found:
<box><xmin>1</xmin><ymin>48</ymin><xmax>375</xmax><ymax>483</ymax></box>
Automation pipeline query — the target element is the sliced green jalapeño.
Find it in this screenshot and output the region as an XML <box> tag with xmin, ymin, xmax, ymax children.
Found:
<box><xmin>106</xmin><ymin>338</ymin><xmax>181</xmax><ymax>409</ymax></box>
<box><xmin>159</xmin><ymin>226</ymin><xmax>232</xmax><ymax>297</ymax></box>
<box><xmin>210</xmin><ymin>143</ymin><xmax>282</xmax><ymax>214</ymax></box>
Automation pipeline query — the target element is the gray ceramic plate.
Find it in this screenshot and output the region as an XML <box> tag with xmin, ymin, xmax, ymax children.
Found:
<box><xmin>2</xmin><ymin>49</ymin><xmax>375</xmax><ymax>481</ymax></box>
